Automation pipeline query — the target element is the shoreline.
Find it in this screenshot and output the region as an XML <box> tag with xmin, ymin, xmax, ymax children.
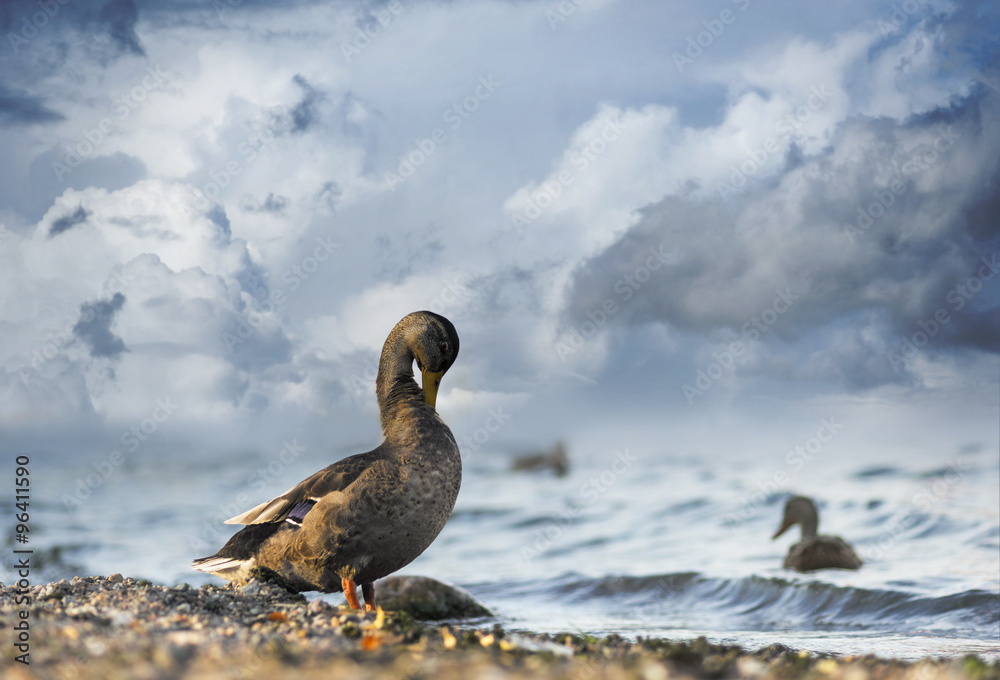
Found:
<box><xmin>3</xmin><ymin>576</ymin><xmax>998</xmax><ymax>680</ymax></box>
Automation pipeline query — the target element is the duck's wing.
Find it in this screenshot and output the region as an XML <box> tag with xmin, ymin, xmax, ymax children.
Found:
<box><xmin>224</xmin><ymin>449</ymin><xmax>382</xmax><ymax>526</ymax></box>
<box><xmin>786</xmin><ymin>536</ymin><xmax>862</xmax><ymax>571</ymax></box>
<box><xmin>825</xmin><ymin>536</ymin><xmax>863</xmax><ymax>569</ymax></box>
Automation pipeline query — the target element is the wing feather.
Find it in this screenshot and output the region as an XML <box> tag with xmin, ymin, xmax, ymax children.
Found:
<box><xmin>223</xmin><ymin>448</ymin><xmax>382</xmax><ymax>525</ymax></box>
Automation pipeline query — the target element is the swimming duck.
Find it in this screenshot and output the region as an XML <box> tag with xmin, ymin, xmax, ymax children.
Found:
<box><xmin>192</xmin><ymin>311</ymin><xmax>461</xmax><ymax>610</ymax></box>
<box><xmin>772</xmin><ymin>496</ymin><xmax>862</xmax><ymax>572</ymax></box>
<box><xmin>511</xmin><ymin>441</ymin><xmax>569</xmax><ymax>477</ymax></box>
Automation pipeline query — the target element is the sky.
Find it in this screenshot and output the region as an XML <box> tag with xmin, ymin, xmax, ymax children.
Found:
<box><xmin>0</xmin><ymin>0</ymin><xmax>997</xmax><ymax>473</ymax></box>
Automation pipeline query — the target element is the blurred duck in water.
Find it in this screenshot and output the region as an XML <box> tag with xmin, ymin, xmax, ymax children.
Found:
<box><xmin>773</xmin><ymin>496</ymin><xmax>862</xmax><ymax>572</ymax></box>
<box><xmin>511</xmin><ymin>441</ymin><xmax>569</xmax><ymax>477</ymax></box>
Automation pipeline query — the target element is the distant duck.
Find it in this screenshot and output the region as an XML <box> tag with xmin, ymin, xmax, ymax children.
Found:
<box><xmin>772</xmin><ymin>496</ymin><xmax>862</xmax><ymax>572</ymax></box>
<box><xmin>192</xmin><ymin>311</ymin><xmax>462</xmax><ymax>610</ymax></box>
<box><xmin>511</xmin><ymin>441</ymin><xmax>569</xmax><ymax>477</ymax></box>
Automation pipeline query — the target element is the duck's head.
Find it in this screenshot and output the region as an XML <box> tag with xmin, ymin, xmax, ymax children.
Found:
<box><xmin>399</xmin><ymin>310</ymin><xmax>460</xmax><ymax>408</ymax></box>
<box><xmin>772</xmin><ymin>495</ymin><xmax>819</xmax><ymax>540</ymax></box>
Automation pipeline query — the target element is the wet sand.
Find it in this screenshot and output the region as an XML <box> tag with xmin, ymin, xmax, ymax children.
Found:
<box><xmin>2</xmin><ymin>576</ymin><xmax>997</xmax><ymax>680</ymax></box>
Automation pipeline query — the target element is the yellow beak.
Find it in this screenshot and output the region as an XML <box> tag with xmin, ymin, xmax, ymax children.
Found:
<box><xmin>421</xmin><ymin>369</ymin><xmax>444</xmax><ymax>408</ymax></box>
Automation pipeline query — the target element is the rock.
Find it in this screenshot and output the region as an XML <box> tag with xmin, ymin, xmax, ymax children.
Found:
<box><xmin>40</xmin><ymin>583</ymin><xmax>68</xmax><ymax>600</ymax></box>
<box><xmin>373</xmin><ymin>575</ymin><xmax>494</xmax><ymax>620</ymax></box>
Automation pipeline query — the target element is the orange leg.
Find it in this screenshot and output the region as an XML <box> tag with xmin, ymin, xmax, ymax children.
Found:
<box><xmin>341</xmin><ymin>577</ymin><xmax>361</xmax><ymax>609</ymax></box>
<box><xmin>362</xmin><ymin>582</ymin><xmax>376</xmax><ymax>612</ymax></box>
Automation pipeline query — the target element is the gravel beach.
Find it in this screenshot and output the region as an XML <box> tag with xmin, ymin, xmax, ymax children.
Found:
<box><xmin>2</xmin><ymin>576</ymin><xmax>997</xmax><ymax>680</ymax></box>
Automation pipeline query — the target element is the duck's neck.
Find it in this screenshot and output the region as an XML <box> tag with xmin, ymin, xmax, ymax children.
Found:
<box><xmin>375</xmin><ymin>331</ymin><xmax>425</xmax><ymax>436</ymax></box>
<box><xmin>799</xmin><ymin>507</ymin><xmax>819</xmax><ymax>539</ymax></box>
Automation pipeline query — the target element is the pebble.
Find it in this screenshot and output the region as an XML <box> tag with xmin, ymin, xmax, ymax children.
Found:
<box><xmin>0</xmin><ymin>576</ymin><xmax>993</xmax><ymax>680</ymax></box>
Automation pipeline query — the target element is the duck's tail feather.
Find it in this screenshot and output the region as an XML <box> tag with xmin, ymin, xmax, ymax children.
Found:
<box><xmin>191</xmin><ymin>522</ymin><xmax>285</xmax><ymax>580</ymax></box>
<box><xmin>191</xmin><ymin>555</ymin><xmax>246</xmax><ymax>573</ymax></box>
<box><xmin>191</xmin><ymin>554</ymin><xmax>256</xmax><ymax>584</ymax></box>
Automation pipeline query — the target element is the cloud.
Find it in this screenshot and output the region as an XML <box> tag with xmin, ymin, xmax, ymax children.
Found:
<box><xmin>0</xmin><ymin>0</ymin><xmax>996</xmax><ymax>460</ymax></box>
<box><xmin>0</xmin><ymin>84</ymin><xmax>64</xmax><ymax>126</ymax></box>
<box><xmin>560</xmin><ymin>82</ymin><xmax>1000</xmax><ymax>387</ymax></box>
<box><xmin>49</xmin><ymin>206</ymin><xmax>90</xmax><ymax>237</ymax></box>
<box><xmin>0</xmin><ymin>180</ymin><xmax>300</xmax><ymax>432</ymax></box>
<box><xmin>290</xmin><ymin>75</ymin><xmax>323</xmax><ymax>134</ymax></box>
<box><xmin>242</xmin><ymin>193</ymin><xmax>288</xmax><ymax>214</ymax></box>
<box><xmin>97</xmin><ymin>0</ymin><xmax>144</xmax><ymax>57</ymax></box>
<box><xmin>73</xmin><ymin>292</ymin><xmax>128</xmax><ymax>359</ymax></box>
<box><xmin>22</xmin><ymin>149</ymin><xmax>147</xmax><ymax>223</ymax></box>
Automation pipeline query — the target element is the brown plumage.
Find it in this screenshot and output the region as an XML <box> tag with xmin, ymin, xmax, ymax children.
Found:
<box><xmin>772</xmin><ymin>496</ymin><xmax>862</xmax><ymax>572</ymax></box>
<box><xmin>192</xmin><ymin>311</ymin><xmax>461</xmax><ymax>610</ymax></box>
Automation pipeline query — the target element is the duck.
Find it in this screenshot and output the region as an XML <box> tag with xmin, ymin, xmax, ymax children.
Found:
<box><xmin>192</xmin><ymin>311</ymin><xmax>462</xmax><ymax>611</ymax></box>
<box><xmin>511</xmin><ymin>441</ymin><xmax>569</xmax><ymax>477</ymax></box>
<box><xmin>772</xmin><ymin>496</ymin><xmax>862</xmax><ymax>572</ymax></box>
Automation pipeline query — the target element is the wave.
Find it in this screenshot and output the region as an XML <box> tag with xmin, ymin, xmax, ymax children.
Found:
<box><xmin>476</xmin><ymin>572</ymin><xmax>1000</xmax><ymax>636</ymax></box>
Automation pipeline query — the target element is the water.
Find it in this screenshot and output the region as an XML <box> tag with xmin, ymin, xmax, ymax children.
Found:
<box><xmin>6</xmin><ymin>439</ymin><xmax>998</xmax><ymax>660</ymax></box>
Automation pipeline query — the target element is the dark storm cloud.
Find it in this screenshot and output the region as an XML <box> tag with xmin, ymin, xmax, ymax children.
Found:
<box><xmin>251</xmin><ymin>75</ymin><xmax>327</xmax><ymax>138</ymax></box>
<box><xmin>206</xmin><ymin>204</ymin><xmax>232</xmax><ymax>238</ymax></box>
<box><xmin>242</xmin><ymin>192</ymin><xmax>289</xmax><ymax>214</ymax></box>
<box><xmin>563</xmin><ymin>84</ymin><xmax>1000</xmax><ymax>388</ymax></box>
<box><xmin>261</xmin><ymin>193</ymin><xmax>288</xmax><ymax>213</ymax></box>
<box><xmin>290</xmin><ymin>74</ymin><xmax>323</xmax><ymax>134</ymax></box>
<box><xmin>49</xmin><ymin>206</ymin><xmax>90</xmax><ymax>236</ymax></box>
<box><xmin>73</xmin><ymin>293</ymin><xmax>128</xmax><ymax>359</ymax></box>
<box><xmin>98</xmin><ymin>0</ymin><xmax>144</xmax><ymax>56</ymax></box>
<box><xmin>926</xmin><ymin>0</ymin><xmax>1000</xmax><ymax>75</ymax></box>
<box><xmin>315</xmin><ymin>181</ymin><xmax>340</xmax><ymax>210</ymax></box>
<box><xmin>1</xmin><ymin>0</ymin><xmax>145</xmax><ymax>63</ymax></box>
<box><xmin>0</xmin><ymin>83</ymin><xmax>63</xmax><ymax>126</ymax></box>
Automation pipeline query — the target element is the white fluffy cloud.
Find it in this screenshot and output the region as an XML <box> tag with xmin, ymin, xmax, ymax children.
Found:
<box><xmin>0</xmin><ymin>0</ymin><xmax>996</xmax><ymax>459</ymax></box>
